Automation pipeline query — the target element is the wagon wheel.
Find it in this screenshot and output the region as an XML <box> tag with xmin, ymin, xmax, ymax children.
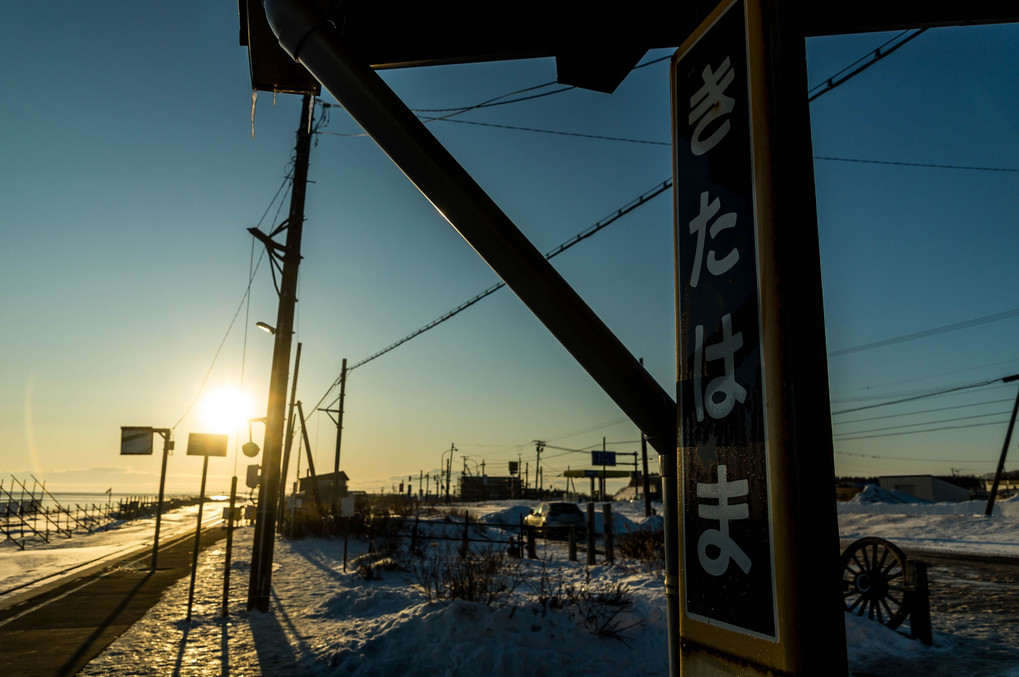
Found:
<box><xmin>841</xmin><ymin>537</ymin><xmax>912</xmax><ymax>630</ymax></box>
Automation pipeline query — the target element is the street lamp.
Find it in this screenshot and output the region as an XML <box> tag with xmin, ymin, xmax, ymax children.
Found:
<box><xmin>255</xmin><ymin>321</ymin><xmax>276</xmax><ymax>335</ymax></box>
<box><xmin>440</xmin><ymin>443</ymin><xmax>457</xmax><ymax>503</ymax></box>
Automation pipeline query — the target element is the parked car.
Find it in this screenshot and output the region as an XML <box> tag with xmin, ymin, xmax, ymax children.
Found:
<box><xmin>524</xmin><ymin>502</ymin><xmax>586</xmax><ymax>536</ymax></box>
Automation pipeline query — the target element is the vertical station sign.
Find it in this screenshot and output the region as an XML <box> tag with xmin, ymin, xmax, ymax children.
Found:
<box><xmin>672</xmin><ymin>0</ymin><xmax>787</xmax><ymax>667</ymax></box>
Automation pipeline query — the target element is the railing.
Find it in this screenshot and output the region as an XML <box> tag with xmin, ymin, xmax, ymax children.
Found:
<box><xmin>0</xmin><ymin>475</ymin><xmax>199</xmax><ymax>550</ymax></box>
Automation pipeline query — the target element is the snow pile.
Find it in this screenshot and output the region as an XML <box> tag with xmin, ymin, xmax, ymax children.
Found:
<box><xmin>79</xmin><ymin>518</ymin><xmax>669</xmax><ymax>676</ymax></box>
<box><xmin>476</xmin><ymin>503</ymin><xmax>532</xmax><ymax>527</ymax></box>
<box><xmin>851</xmin><ymin>483</ymin><xmax>931</xmax><ymax>505</ymax></box>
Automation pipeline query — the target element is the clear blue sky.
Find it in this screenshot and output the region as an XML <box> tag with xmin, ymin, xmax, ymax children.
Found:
<box><xmin>3</xmin><ymin>3</ymin><xmax>1017</xmax><ymax>495</ymax></box>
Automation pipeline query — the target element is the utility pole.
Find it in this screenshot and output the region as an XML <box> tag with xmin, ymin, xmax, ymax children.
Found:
<box><xmin>639</xmin><ymin>358</ymin><xmax>652</xmax><ymax>516</ymax></box>
<box><xmin>247</xmin><ymin>93</ymin><xmax>315</xmax><ymax>613</ymax></box>
<box><xmin>986</xmin><ymin>373</ymin><xmax>1019</xmax><ymax>516</ymax></box>
<box><xmin>445</xmin><ymin>443</ymin><xmax>455</xmax><ymax>503</ymax></box>
<box><xmin>277</xmin><ymin>342</ymin><xmax>303</xmax><ymax>526</ymax></box>
<box><xmin>595</xmin><ymin>436</ymin><xmax>603</xmax><ymax>499</ymax></box>
<box><xmin>534</xmin><ymin>440</ymin><xmax>544</xmax><ymax>496</ymax></box>
<box><xmin>319</xmin><ymin>358</ymin><xmax>347</xmax><ymax>503</ymax></box>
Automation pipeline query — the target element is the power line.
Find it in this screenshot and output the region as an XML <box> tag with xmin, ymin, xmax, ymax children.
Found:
<box><xmin>829</xmin><ymin>308</ymin><xmax>1019</xmax><ymax>357</ymax></box>
<box><xmin>418</xmin><ymin>116</ymin><xmax>670</xmax><ymax>146</ymax></box>
<box><xmin>171</xmin><ymin>174</ymin><xmax>292</xmax><ymax>431</ymax></box>
<box><xmin>834</xmin><ymin>409</ymin><xmax>1009</xmax><ymax>437</ymax></box>
<box><xmin>308</xmin><ymin>177</ymin><xmax>672</xmax><ymax>410</ymax></box>
<box><xmin>835</xmin><ymin>449</ymin><xmax>1005</xmax><ymax>464</ymax></box>
<box><xmin>814</xmin><ymin>155</ymin><xmax>1019</xmax><ymax>174</ymax></box>
<box><xmin>834</xmin><ymin>397</ymin><xmax>1015</xmax><ymax>426</ymax></box>
<box><xmin>831</xmin><ymin>377</ymin><xmax>1003</xmax><ymax>416</ymax></box>
<box><xmin>807</xmin><ymin>29</ymin><xmax>928</xmax><ymax>101</ymax></box>
<box><xmin>834</xmin><ymin>417</ymin><xmax>1009</xmax><ymax>442</ymax></box>
<box><xmin>407</xmin><ymin>53</ymin><xmax>671</xmax><ymax>116</ymax></box>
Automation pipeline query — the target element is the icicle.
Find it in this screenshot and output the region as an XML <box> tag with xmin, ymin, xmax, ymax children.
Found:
<box><xmin>250</xmin><ymin>89</ymin><xmax>258</xmax><ymax>139</ymax></box>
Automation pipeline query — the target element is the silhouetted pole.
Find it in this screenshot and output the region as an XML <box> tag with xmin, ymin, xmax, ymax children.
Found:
<box><xmin>986</xmin><ymin>373</ymin><xmax>1019</xmax><ymax>516</ymax></box>
<box><xmin>296</xmin><ymin>401</ymin><xmax>322</xmax><ymax>507</ymax></box>
<box><xmin>319</xmin><ymin>358</ymin><xmax>347</xmax><ymax>503</ymax></box>
<box><xmin>535</xmin><ymin>441</ymin><xmax>544</xmax><ymax>496</ymax></box>
<box><xmin>333</xmin><ymin>359</ymin><xmax>346</xmax><ymax>500</ymax></box>
<box><xmin>639</xmin><ymin>358</ymin><xmax>652</xmax><ymax>516</ymax></box>
<box><xmin>277</xmin><ymin>342</ymin><xmax>303</xmax><ymax>525</ymax></box>
<box><xmin>151</xmin><ymin>429</ymin><xmax>172</xmax><ymax>571</ymax></box>
<box><xmin>222</xmin><ymin>474</ymin><xmax>238</xmax><ymax>617</ymax></box>
<box><xmin>185</xmin><ymin>455</ymin><xmax>210</xmax><ymax>622</ymax></box>
<box><xmin>247</xmin><ymin>93</ymin><xmax>314</xmax><ymax>612</ymax></box>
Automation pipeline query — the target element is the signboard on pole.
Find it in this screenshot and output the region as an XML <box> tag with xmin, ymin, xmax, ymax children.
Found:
<box><xmin>187</xmin><ymin>433</ymin><xmax>228</xmax><ymax>457</ymax></box>
<box><xmin>591</xmin><ymin>451</ymin><xmax>617</xmax><ymax>467</ymax></box>
<box><xmin>120</xmin><ymin>427</ymin><xmax>154</xmax><ymax>455</ymax></box>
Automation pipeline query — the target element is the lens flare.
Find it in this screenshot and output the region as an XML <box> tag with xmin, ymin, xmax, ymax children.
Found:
<box><xmin>198</xmin><ymin>386</ymin><xmax>255</xmax><ymax>434</ymax></box>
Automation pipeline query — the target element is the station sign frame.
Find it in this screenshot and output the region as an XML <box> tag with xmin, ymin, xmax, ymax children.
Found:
<box><xmin>672</xmin><ymin>0</ymin><xmax>845</xmax><ymax>672</ymax></box>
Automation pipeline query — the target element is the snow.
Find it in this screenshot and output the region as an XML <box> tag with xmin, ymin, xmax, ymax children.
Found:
<box><xmin>3</xmin><ymin>493</ymin><xmax>1019</xmax><ymax>676</ymax></box>
<box><xmin>0</xmin><ymin>503</ymin><xmax>220</xmax><ymax>603</ymax></box>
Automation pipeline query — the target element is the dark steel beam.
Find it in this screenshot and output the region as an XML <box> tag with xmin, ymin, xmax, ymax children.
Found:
<box><xmin>261</xmin><ymin>0</ymin><xmax>678</xmax><ymax>457</ymax></box>
<box><xmin>242</xmin><ymin>1</ymin><xmax>1019</xmax><ymax>95</ymax></box>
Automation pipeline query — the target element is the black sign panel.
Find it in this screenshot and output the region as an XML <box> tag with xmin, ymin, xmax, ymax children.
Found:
<box><xmin>674</xmin><ymin>0</ymin><xmax>776</xmax><ymax>639</ymax></box>
<box><xmin>186</xmin><ymin>432</ymin><xmax>228</xmax><ymax>457</ymax></box>
<box><xmin>591</xmin><ymin>451</ymin><xmax>616</xmax><ymax>466</ymax></box>
<box><xmin>120</xmin><ymin>426</ymin><xmax>154</xmax><ymax>455</ymax></box>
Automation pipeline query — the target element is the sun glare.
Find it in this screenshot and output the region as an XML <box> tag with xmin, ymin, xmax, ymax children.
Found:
<box><xmin>198</xmin><ymin>386</ymin><xmax>256</xmax><ymax>433</ymax></box>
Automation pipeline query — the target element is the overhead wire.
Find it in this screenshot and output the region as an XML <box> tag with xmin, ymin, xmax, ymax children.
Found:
<box><xmin>170</xmin><ymin>172</ymin><xmax>292</xmax><ymax>432</ymax></box>
<box><xmin>835</xmin><ymin>410</ymin><xmax>1010</xmax><ymax>437</ymax></box>
<box><xmin>306</xmin><ymin>177</ymin><xmax>673</xmax><ymax>414</ymax></box>
<box><xmin>834</xmin><ymin>418</ymin><xmax>1011</xmax><ymax>442</ymax></box>
<box><xmin>834</xmin><ymin>397</ymin><xmax>1015</xmax><ymax>426</ymax></box>
<box><xmin>831</xmin><ymin>377</ymin><xmax>1004</xmax><ymax>416</ymax></box>
<box><xmin>807</xmin><ymin>29</ymin><xmax>928</xmax><ymax>101</ymax></box>
<box><xmin>308</xmin><ymin>32</ymin><xmax>947</xmax><ymax>423</ymax></box>
<box><xmin>308</xmin><ymin>34</ymin><xmax>1014</xmax><ymax>470</ymax></box>
<box><xmin>829</xmin><ymin>308</ymin><xmax>1019</xmax><ymax>357</ymax></box>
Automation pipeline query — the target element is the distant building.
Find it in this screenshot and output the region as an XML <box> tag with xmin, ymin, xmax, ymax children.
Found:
<box><xmin>878</xmin><ymin>475</ymin><xmax>971</xmax><ymax>502</ymax></box>
<box><xmin>613</xmin><ymin>472</ymin><xmax>662</xmax><ymax>502</ymax></box>
<box><xmin>459</xmin><ymin>475</ymin><xmax>521</xmax><ymax>501</ymax></box>
<box><xmin>983</xmin><ymin>476</ymin><xmax>1019</xmax><ymax>496</ymax></box>
<box><xmin>298</xmin><ymin>471</ymin><xmax>349</xmax><ymax>501</ymax></box>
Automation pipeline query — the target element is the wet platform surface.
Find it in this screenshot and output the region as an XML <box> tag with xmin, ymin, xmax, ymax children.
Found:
<box><xmin>0</xmin><ymin>526</ymin><xmax>228</xmax><ymax>676</ymax></box>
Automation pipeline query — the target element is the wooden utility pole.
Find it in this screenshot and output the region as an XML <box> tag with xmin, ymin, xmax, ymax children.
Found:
<box><xmin>247</xmin><ymin>93</ymin><xmax>315</xmax><ymax>613</ymax></box>
<box><xmin>986</xmin><ymin>374</ymin><xmax>1019</xmax><ymax>515</ymax></box>
<box><xmin>534</xmin><ymin>441</ymin><xmax>544</xmax><ymax>495</ymax></box>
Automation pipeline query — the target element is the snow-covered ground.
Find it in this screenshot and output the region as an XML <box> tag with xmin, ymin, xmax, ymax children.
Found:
<box><xmin>3</xmin><ymin>491</ymin><xmax>1019</xmax><ymax>676</ymax></box>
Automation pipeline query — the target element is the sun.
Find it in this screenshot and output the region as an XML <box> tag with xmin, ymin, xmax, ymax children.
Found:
<box><xmin>198</xmin><ymin>386</ymin><xmax>256</xmax><ymax>433</ymax></box>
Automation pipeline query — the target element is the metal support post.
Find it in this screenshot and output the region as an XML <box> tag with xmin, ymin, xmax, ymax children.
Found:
<box><xmin>151</xmin><ymin>429</ymin><xmax>171</xmax><ymax>571</ymax></box>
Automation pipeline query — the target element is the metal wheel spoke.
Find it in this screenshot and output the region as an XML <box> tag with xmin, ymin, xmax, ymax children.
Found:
<box><xmin>840</xmin><ymin>537</ymin><xmax>911</xmax><ymax>629</ymax></box>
